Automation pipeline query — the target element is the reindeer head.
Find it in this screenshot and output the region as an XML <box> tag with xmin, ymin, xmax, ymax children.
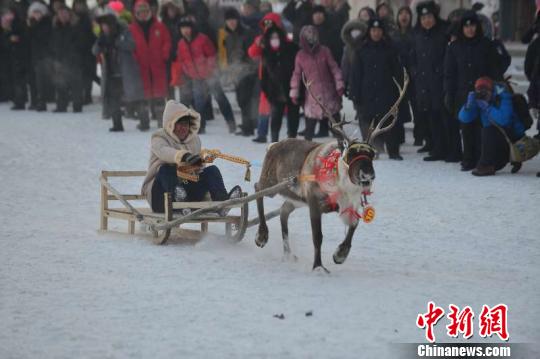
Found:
<box><xmin>303</xmin><ymin>70</ymin><xmax>409</xmax><ymax>194</ymax></box>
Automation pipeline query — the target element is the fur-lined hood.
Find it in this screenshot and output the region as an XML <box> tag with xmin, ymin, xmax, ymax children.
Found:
<box><xmin>341</xmin><ymin>19</ymin><xmax>368</xmax><ymax>48</ymax></box>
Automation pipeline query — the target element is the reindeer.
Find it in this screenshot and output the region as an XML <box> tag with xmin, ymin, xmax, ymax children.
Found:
<box><xmin>253</xmin><ymin>69</ymin><xmax>409</xmax><ymax>272</ymax></box>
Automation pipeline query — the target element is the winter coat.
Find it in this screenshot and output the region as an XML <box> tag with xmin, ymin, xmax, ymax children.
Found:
<box><xmin>314</xmin><ymin>20</ymin><xmax>342</xmax><ymax>65</ymax></box>
<box><xmin>410</xmin><ymin>22</ymin><xmax>448</xmax><ymax>112</ymax></box>
<box><xmin>525</xmin><ymin>36</ymin><xmax>540</xmax><ymax>109</ymax></box>
<box><xmin>176</xmin><ymin>32</ymin><xmax>216</xmax><ymax>81</ymax></box>
<box><xmin>444</xmin><ymin>34</ymin><xmax>502</xmax><ymax>113</ymax></box>
<box><xmin>51</xmin><ymin>16</ymin><xmax>85</xmax><ymax>85</ymax></box>
<box><xmin>141</xmin><ymin>100</ymin><xmax>202</xmax><ymax>205</ymax></box>
<box><xmin>458</xmin><ymin>84</ymin><xmax>525</xmax><ymax>140</ymax></box>
<box><xmin>260</xmin><ymin>26</ymin><xmax>298</xmax><ymax>104</ymax></box>
<box><xmin>220</xmin><ymin>25</ymin><xmax>257</xmax><ymax>85</ymax></box>
<box><xmin>129</xmin><ymin>18</ymin><xmax>171</xmax><ymax>99</ymax></box>
<box><xmin>28</xmin><ymin>16</ymin><xmax>53</xmax><ymax>65</ymax></box>
<box><xmin>350</xmin><ymin>37</ymin><xmax>402</xmax><ymax>122</ymax></box>
<box><xmin>283</xmin><ymin>0</ymin><xmax>313</xmax><ymax>43</ymax></box>
<box><xmin>75</xmin><ymin>12</ymin><xmax>97</xmax><ymax>79</ymax></box>
<box><xmin>340</xmin><ymin>19</ymin><xmax>367</xmax><ymax>95</ymax></box>
<box><xmin>290</xmin><ymin>26</ymin><xmax>344</xmax><ymax>120</ymax></box>
<box><xmin>93</xmin><ymin>23</ymin><xmax>146</xmax><ymax>103</ymax></box>
<box><xmin>0</xmin><ymin>16</ymin><xmax>29</xmax><ymax>79</ymax></box>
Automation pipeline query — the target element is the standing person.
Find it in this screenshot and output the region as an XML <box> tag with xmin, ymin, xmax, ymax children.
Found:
<box><xmin>160</xmin><ymin>0</ymin><xmax>185</xmax><ymax>100</ymax></box>
<box><xmin>129</xmin><ymin>0</ymin><xmax>171</xmax><ymax>126</ymax></box>
<box><xmin>290</xmin><ymin>25</ymin><xmax>344</xmax><ymax>142</ymax></box>
<box><xmin>394</xmin><ymin>6</ymin><xmax>414</xmax><ymax>144</ymax></box>
<box><xmin>350</xmin><ymin>18</ymin><xmax>403</xmax><ymax>160</ymax></box>
<box><xmin>220</xmin><ymin>8</ymin><xmax>258</xmax><ymax>135</ymax></box>
<box><xmin>444</xmin><ymin>11</ymin><xmax>502</xmax><ymax>171</ymax></box>
<box><xmin>176</xmin><ymin>16</ymin><xmax>235</xmax><ymax>133</ymax></box>
<box><xmin>248</xmin><ymin>12</ymin><xmax>283</xmax><ymax>143</ymax></box>
<box><xmin>260</xmin><ymin>24</ymin><xmax>299</xmax><ymax>142</ymax></box>
<box><xmin>376</xmin><ymin>1</ymin><xmax>398</xmax><ymax>38</ymax></box>
<box><xmin>282</xmin><ymin>0</ymin><xmax>313</xmax><ymax>43</ymax></box>
<box><xmin>51</xmin><ymin>5</ymin><xmax>84</xmax><ymax>113</ymax></box>
<box><xmin>27</xmin><ymin>1</ymin><xmax>52</xmax><ymax>112</ymax></box>
<box><xmin>1</xmin><ymin>7</ymin><xmax>28</xmax><ymax>110</ymax></box>
<box><xmin>94</xmin><ymin>13</ymin><xmax>148</xmax><ymax>131</ymax></box>
<box><xmin>72</xmin><ymin>0</ymin><xmax>97</xmax><ymax>105</ymax></box>
<box><xmin>525</xmin><ymin>18</ymin><xmax>540</xmax><ymax>139</ymax></box>
<box><xmin>410</xmin><ymin>1</ymin><xmax>449</xmax><ymax>161</ymax></box>
<box><xmin>341</xmin><ymin>18</ymin><xmax>367</xmax><ymax>99</ymax></box>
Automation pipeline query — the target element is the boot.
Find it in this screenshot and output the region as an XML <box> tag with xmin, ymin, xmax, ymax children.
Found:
<box><xmin>252</xmin><ymin>136</ymin><xmax>267</xmax><ymax>143</ymax></box>
<box><xmin>510</xmin><ymin>162</ymin><xmax>522</xmax><ymax>174</ymax></box>
<box><xmin>36</xmin><ymin>103</ymin><xmax>47</xmax><ymax>112</ymax></box>
<box><xmin>417</xmin><ymin>145</ymin><xmax>432</xmax><ymax>153</ymax></box>
<box><xmin>472</xmin><ymin>165</ymin><xmax>495</xmax><ymax>176</ymax></box>
<box><xmin>227</xmin><ymin>121</ymin><xmax>237</xmax><ymax>134</ymax></box>
<box><xmin>423</xmin><ymin>155</ymin><xmax>445</xmax><ymax>162</ymax></box>
<box><xmin>219</xmin><ymin>185</ymin><xmax>242</xmax><ymax>217</ymax></box>
<box><xmin>137</xmin><ymin>118</ymin><xmax>150</xmax><ymax>131</ymax></box>
<box><xmin>110</xmin><ymin>114</ymin><xmax>124</xmax><ymax>132</ymax></box>
<box><xmin>461</xmin><ymin>162</ymin><xmax>476</xmax><ymax>171</ymax></box>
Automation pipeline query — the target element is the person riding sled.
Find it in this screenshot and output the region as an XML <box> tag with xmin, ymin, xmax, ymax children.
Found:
<box><xmin>141</xmin><ymin>100</ymin><xmax>242</xmax><ymax>213</ymax></box>
<box><xmin>458</xmin><ymin>77</ymin><xmax>539</xmax><ymax>176</ymax></box>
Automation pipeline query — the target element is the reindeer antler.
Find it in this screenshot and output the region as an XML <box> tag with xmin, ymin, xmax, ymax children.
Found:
<box><xmin>302</xmin><ymin>73</ymin><xmax>352</xmax><ymax>144</ymax></box>
<box><xmin>365</xmin><ymin>68</ymin><xmax>409</xmax><ymax>145</ymax></box>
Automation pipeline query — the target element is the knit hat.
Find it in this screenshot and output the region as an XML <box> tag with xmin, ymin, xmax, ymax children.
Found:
<box><xmin>416</xmin><ymin>0</ymin><xmax>437</xmax><ymax>17</ymax></box>
<box><xmin>224</xmin><ymin>7</ymin><xmax>240</xmax><ymax>20</ymax></box>
<box><xmin>27</xmin><ymin>2</ymin><xmax>49</xmax><ymax>17</ymax></box>
<box><xmin>474</xmin><ymin>77</ymin><xmax>494</xmax><ymax>91</ymax></box>
<box><xmin>108</xmin><ymin>0</ymin><xmax>124</xmax><ymax>14</ymax></box>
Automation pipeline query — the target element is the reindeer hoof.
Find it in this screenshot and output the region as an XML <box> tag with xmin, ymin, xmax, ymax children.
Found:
<box><xmin>333</xmin><ymin>245</ymin><xmax>351</xmax><ymax>264</ymax></box>
<box><xmin>313</xmin><ymin>265</ymin><xmax>331</xmax><ymax>274</ymax></box>
<box><xmin>255</xmin><ymin>231</ymin><xmax>268</xmax><ymax>248</ymax></box>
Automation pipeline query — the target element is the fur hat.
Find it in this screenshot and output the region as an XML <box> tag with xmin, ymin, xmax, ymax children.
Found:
<box><xmin>416</xmin><ymin>0</ymin><xmax>437</xmax><ymax>17</ymax></box>
<box><xmin>27</xmin><ymin>2</ymin><xmax>49</xmax><ymax>17</ymax></box>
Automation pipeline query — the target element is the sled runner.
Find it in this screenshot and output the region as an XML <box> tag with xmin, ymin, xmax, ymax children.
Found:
<box><xmin>99</xmin><ymin>170</ymin><xmax>294</xmax><ymax>245</ymax></box>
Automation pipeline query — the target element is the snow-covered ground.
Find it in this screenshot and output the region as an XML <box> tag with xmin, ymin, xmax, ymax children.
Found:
<box><xmin>0</xmin><ymin>99</ymin><xmax>539</xmax><ymax>359</ymax></box>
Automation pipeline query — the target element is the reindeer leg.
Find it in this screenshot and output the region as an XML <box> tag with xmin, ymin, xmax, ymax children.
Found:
<box><xmin>333</xmin><ymin>223</ymin><xmax>358</xmax><ymax>264</ymax></box>
<box><xmin>280</xmin><ymin>201</ymin><xmax>297</xmax><ymax>261</ymax></box>
<box><xmin>254</xmin><ymin>182</ymin><xmax>269</xmax><ymax>248</ymax></box>
<box><xmin>309</xmin><ymin>199</ymin><xmax>329</xmax><ymax>273</ymax></box>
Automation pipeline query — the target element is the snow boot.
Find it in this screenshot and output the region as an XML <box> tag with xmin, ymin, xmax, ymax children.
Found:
<box><xmin>472</xmin><ymin>165</ymin><xmax>495</xmax><ymax>177</ymax></box>
<box><xmin>219</xmin><ymin>185</ymin><xmax>242</xmax><ymax>217</ymax></box>
<box><xmin>227</xmin><ymin>121</ymin><xmax>237</xmax><ymax>134</ymax></box>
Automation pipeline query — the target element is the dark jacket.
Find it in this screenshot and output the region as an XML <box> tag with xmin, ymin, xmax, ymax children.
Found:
<box><xmin>51</xmin><ymin>15</ymin><xmax>85</xmax><ymax>86</ymax></box>
<box><xmin>260</xmin><ymin>26</ymin><xmax>298</xmax><ymax>104</ymax></box>
<box><xmin>410</xmin><ymin>21</ymin><xmax>448</xmax><ymax>112</ymax></box>
<box><xmin>340</xmin><ymin>19</ymin><xmax>367</xmax><ymax>95</ymax></box>
<box><xmin>28</xmin><ymin>16</ymin><xmax>53</xmax><ymax>64</ymax></box>
<box><xmin>222</xmin><ymin>24</ymin><xmax>257</xmax><ymax>84</ymax></box>
<box><xmin>93</xmin><ymin>19</ymin><xmax>145</xmax><ymax>103</ymax></box>
<box><xmin>283</xmin><ymin>0</ymin><xmax>313</xmax><ymax>43</ymax></box>
<box><xmin>351</xmin><ymin>36</ymin><xmax>402</xmax><ymax>122</ymax></box>
<box><xmin>444</xmin><ymin>34</ymin><xmax>501</xmax><ymax>112</ymax></box>
<box><xmin>525</xmin><ymin>36</ymin><xmax>540</xmax><ymax>108</ymax></box>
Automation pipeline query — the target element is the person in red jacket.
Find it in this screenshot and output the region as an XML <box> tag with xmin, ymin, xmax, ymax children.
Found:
<box><xmin>176</xmin><ymin>16</ymin><xmax>235</xmax><ymax>133</ymax></box>
<box><xmin>129</xmin><ymin>0</ymin><xmax>171</xmax><ymax>127</ymax></box>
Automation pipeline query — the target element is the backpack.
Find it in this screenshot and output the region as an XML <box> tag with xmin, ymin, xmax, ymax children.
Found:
<box><xmin>501</xmin><ymin>79</ymin><xmax>534</xmax><ymax>130</ymax></box>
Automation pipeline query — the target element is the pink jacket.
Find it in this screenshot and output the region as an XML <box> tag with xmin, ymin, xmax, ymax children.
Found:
<box><xmin>290</xmin><ymin>26</ymin><xmax>344</xmax><ymax>120</ymax></box>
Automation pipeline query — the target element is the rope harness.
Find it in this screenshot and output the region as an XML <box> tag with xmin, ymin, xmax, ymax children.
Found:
<box><xmin>299</xmin><ymin>148</ymin><xmax>376</xmax><ymax>224</ymax></box>
<box><xmin>176</xmin><ymin>149</ymin><xmax>251</xmax><ymax>183</ymax></box>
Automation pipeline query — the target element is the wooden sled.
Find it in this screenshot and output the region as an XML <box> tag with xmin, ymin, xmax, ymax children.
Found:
<box><xmin>99</xmin><ymin>171</ymin><xmax>294</xmax><ymax>245</ymax></box>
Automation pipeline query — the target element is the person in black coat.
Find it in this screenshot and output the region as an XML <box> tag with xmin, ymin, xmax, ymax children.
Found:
<box><xmin>410</xmin><ymin>1</ymin><xmax>448</xmax><ymax>161</ymax></box>
<box><xmin>27</xmin><ymin>1</ymin><xmax>53</xmax><ymax>111</ymax></box>
<box><xmin>283</xmin><ymin>0</ymin><xmax>313</xmax><ymax>43</ymax></box>
<box><xmin>0</xmin><ymin>7</ymin><xmax>29</xmax><ymax>109</ymax></box>
<box><xmin>444</xmin><ymin>11</ymin><xmax>502</xmax><ymax>171</ymax></box>
<box><xmin>73</xmin><ymin>0</ymin><xmax>97</xmax><ymax>105</ymax></box>
<box><xmin>51</xmin><ymin>5</ymin><xmax>84</xmax><ymax>112</ymax></box>
<box><xmin>524</xmin><ymin>22</ymin><xmax>540</xmax><ymax>139</ymax></box>
<box><xmin>351</xmin><ymin>18</ymin><xmax>403</xmax><ymax>160</ymax></box>
<box><xmin>260</xmin><ymin>24</ymin><xmax>299</xmax><ymax>142</ymax></box>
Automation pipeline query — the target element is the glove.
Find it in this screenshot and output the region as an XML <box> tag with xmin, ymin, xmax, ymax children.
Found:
<box><xmin>476</xmin><ymin>99</ymin><xmax>489</xmax><ymax>111</ymax></box>
<box><xmin>181</xmin><ymin>152</ymin><xmax>203</xmax><ymax>166</ymax></box>
<box><xmin>465</xmin><ymin>91</ymin><xmax>476</xmax><ymax>109</ymax></box>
